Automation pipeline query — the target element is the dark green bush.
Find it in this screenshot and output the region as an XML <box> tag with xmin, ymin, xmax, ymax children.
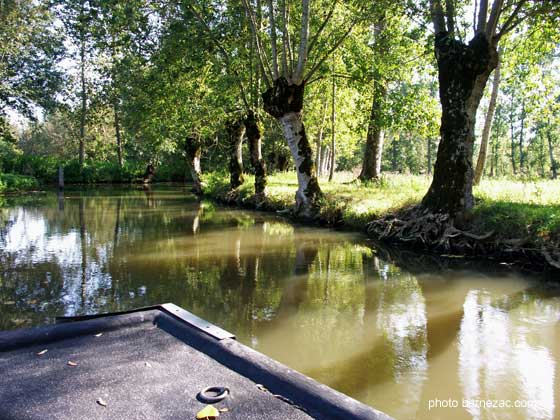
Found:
<box><xmin>0</xmin><ymin>173</ymin><xmax>39</xmax><ymax>193</ymax></box>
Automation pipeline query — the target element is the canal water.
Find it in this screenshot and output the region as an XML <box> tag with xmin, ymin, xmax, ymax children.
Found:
<box><xmin>1</xmin><ymin>186</ymin><xmax>558</xmax><ymax>420</ymax></box>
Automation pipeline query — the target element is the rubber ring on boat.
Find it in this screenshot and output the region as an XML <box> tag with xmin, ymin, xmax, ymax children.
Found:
<box><xmin>197</xmin><ymin>386</ymin><xmax>230</xmax><ymax>403</ymax></box>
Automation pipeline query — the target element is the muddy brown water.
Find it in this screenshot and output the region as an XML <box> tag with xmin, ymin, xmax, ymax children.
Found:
<box><xmin>1</xmin><ymin>186</ymin><xmax>559</xmax><ymax>420</ymax></box>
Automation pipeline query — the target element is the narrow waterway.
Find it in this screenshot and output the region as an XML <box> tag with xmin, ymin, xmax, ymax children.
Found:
<box><xmin>1</xmin><ymin>186</ymin><xmax>558</xmax><ymax>420</ymax></box>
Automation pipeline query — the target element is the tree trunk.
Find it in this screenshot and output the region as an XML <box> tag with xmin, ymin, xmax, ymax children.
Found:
<box><xmin>489</xmin><ymin>131</ymin><xmax>496</xmax><ymax>177</ymax></box>
<box><xmin>185</xmin><ymin>136</ymin><xmax>203</xmax><ymax>194</ymax></box>
<box><xmin>323</xmin><ymin>147</ymin><xmax>331</xmax><ymax>177</ymax></box>
<box><xmin>360</xmin><ymin>82</ymin><xmax>387</xmax><ymax>180</ymax></box>
<box><xmin>391</xmin><ymin>135</ymin><xmax>399</xmax><ymax>172</ymax></box>
<box><xmin>262</xmin><ymin>77</ymin><xmax>322</xmax><ymax>216</ymax></box>
<box><xmin>519</xmin><ymin>98</ymin><xmax>526</xmax><ymax>174</ymax></box>
<box><xmin>422</xmin><ymin>33</ymin><xmax>498</xmax><ymax>217</ymax></box>
<box><xmin>321</xmin><ymin>146</ymin><xmax>329</xmax><ymax>176</ymax></box>
<box><xmin>427</xmin><ymin>138</ymin><xmax>433</xmax><ymax>175</ymax></box>
<box><xmin>329</xmin><ymin>72</ymin><xmax>336</xmax><ymax>182</ymax></box>
<box><xmin>79</xmin><ymin>27</ymin><xmax>87</xmax><ymax>168</ymax></box>
<box><xmin>227</xmin><ymin>119</ymin><xmax>245</xmax><ymax>190</ymax></box>
<box><xmin>474</xmin><ymin>52</ymin><xmax>501</xmax><ymax>186</ymax></box>
<box><xmin>510</xmin><ymin>93</ymin><xmax>517</xmax><ymax>175</ymax></box>
<box><xmin>315</xmin><ymin>98</ymin><xmax>327</xmax><ymax>177</ymax></box>
<box><xmin>114</xmin><ymin>104</ymin><xmax>123</xmax><ymax>169</ymax></box>
<box><xmin>547</xmin><ymin>125</ymin><xmax>558</xmax><ymax>180</ymax></box>
<box><xmin>244</xmin><ymin>111</ymin><xmax>267</xmax><ymax>201</ymax></box>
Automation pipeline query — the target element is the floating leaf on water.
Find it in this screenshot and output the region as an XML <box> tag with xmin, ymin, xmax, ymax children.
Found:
<box><xmin>196</xmin><ymin>404</ymin><xmax>219</xmax><ymax>419</ymax></box>
<box><xmin>67</xmin><ymin>361</ymin><xmax>78</xmax><ymax>367</ymax></box>
<box><xmin>96</xmin><ymin>398</ymin><xmax>107</xmax><ymax>407</ymax></box>
<box><xmin>36</xmin><ymin>349</ymin><xmax>48</xmax><ymax>356</ymax></box>
<box><xmin>94</xmin><ymin>333</ymin><xmax>103</xmax><ymax>337</ymax></box>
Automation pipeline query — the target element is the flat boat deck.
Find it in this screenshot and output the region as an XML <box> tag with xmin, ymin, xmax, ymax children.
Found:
<box><xmin>0</xmin><ymin>304</ymin><xmax>392</xmax><ymax>420</ymax></box>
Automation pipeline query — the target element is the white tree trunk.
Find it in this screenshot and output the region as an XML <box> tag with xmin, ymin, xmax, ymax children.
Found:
<box><xmin>278</xmin><ymin>111</ymin><xmax>317</xmax><ymax>213</ymax></box>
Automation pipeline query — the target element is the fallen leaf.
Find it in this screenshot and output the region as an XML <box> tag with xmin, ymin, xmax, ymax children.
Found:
<box><xmin>97</xmin><ymin>398</ymin><xmax>107</xmax><ymax>407</ymax></box>
<box><xmin>36</xmin><ymin>349</ymin><xmax>48</xmax><ymax>356</ymax></box>
<box><xmin>67</xmin><ymin>361</ymin><xmax>78</xmax><ymax>367</ymax></box>
<box><xmin>94</xmin><ymin>333</ymin><xmax>103</xmax><ymax>337</ymax></box>
<box><xmin>255</xmin><ymin>384</ymin><xmax>268</xmax><ymax>392</ymax></box>
<box><xmin>218</xmin><ymin>408</ymin><xmax>230</xmax><ymax>413</ymax></box>
<box><xmin>145</xmin><ymin>362</ymin><xmax>152</xmax><ymax>368</ymax></box>
<box><xmin>196</xmin><ymin>404</ymin><xmax>219</xmax><ymax>419</ymax></box>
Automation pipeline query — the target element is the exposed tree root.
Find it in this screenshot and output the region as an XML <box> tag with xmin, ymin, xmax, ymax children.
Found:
<box><xmin>366</xmin><ymin>205</ymin><xmax>559</xmax><ymax>272</ymax></box>
<box><xmin>366</xmin><ymin>206</ymin><xmax>492</xmax><ymax>253</ymax></box>
<box><xmin>542</xmin><ymin>247</ymin><xmax>560</xmax><ymax>270</ymax></box>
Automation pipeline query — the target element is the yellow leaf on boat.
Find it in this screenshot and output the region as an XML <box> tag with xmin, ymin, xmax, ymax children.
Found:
<box><xmin>196</xmin><ymin>404</ymin><xmax>219</xmax><ymax>419</ymax></box>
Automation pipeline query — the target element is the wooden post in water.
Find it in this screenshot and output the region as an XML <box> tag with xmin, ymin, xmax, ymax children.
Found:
<box><xmin>58</xmin><ymin>166</ymin><xmax>64</xmax><ymax>190</ymax></box>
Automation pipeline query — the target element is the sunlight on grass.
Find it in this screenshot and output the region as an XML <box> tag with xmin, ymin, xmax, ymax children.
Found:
<box><xmin>205</xmin><ymin>171</ymin><xmax>560</xmax><ymax>238</ymax></box>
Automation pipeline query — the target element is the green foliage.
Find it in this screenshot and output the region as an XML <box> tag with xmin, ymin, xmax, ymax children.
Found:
<box><xmin>0</xmin><ymin>174</ymin><xmax>39</xmax><ymax>193</ymax></box>
<box><xmin>0</xmin><ymin>0</ymin><xmax>64</xmax><ymax>114</ymax></box>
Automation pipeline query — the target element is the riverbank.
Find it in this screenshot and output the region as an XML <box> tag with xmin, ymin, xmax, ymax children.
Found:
<box><xmin>204</xmin><ymin>171</ymin><xmax>560</xmax><ymax>273</ymax></box>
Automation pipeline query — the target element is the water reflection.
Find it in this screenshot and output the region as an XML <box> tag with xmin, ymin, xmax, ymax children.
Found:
<box><xmin>0</xmin><ymin>187</ymin><xmax>559</xmax><ymax>420</ymax></box>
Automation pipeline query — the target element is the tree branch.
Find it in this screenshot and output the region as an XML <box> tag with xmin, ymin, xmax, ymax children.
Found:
<box><xmin>485</xmin><ymin>0</ymin><xmax>503</xmax><ymax>38</ymax></box>
<box><xmin>266</xmin><ymin>0</ymin><xmax>279</xmax><ymax>80</ymax></box>
<box><xmin>430</xmin><ymin>0</ymin><xmax>446</xmax><ymax>34</ymax></box>
<box><xmin>496</xmin><ymin>0</ymin><xmax>527</xmax><ymax>40</ymax></box>
<box><xmin>445</xmin><ymin>0</ymin><xmax>455</xmax><ymax>34</ymax></box>
<box><xmin>280</xmin><ymin>0</ymin><xmax>289</xmax><ymax>78</ymax></box>
<box><xmin>293</xmin><ymin>0</ymin><xmax>310</xmax><ymax>84</ymax></box>
<box><xmin>240</xmin><ymin>0</ymin><xmax>272</xmax><ymax>88</ymax></box>
<box><xmin>304</xmin><ymin>19</ymin><xmax>357</xmax><ymax>83</ymax></box>
<box><xmin>187</xmin><ymin>3</ymin><xmax>250</xmax><ymax>108</ymax></box>
<box><xmin>307</xmin><ymin>0</ymin><xmax>338</xmax><ymax>56</ymax></box>
<box><xmin>476</xmin><ymin>0</ymin><xmax>488</xmax><ymax>33</ymax></box>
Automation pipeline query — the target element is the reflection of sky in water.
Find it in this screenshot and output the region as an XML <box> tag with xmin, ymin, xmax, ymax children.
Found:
<box><xmin>5</xmin><ymin>209</ymin><xmax>81</xmax><ymax>265</ymax></box>
<box><xmin>3</xmin><ymin>207</ymin><xmax>113</xmax><ymax>316</ymax></box>
<box><xmin>1</xmin><ymin>189</ymin><xmax>559</xmax><ymax>420</ymax></box>
<box><xmin>460</xmin><ymin>290</ymin><xmax>557</xmax><ymax>419</ymax></box>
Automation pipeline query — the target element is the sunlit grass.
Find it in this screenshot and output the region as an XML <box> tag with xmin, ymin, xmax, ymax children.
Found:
<box><xmin>204</xmin><ymin>171</ymin><xmax>560</xmax><ymax>239</ymax></box>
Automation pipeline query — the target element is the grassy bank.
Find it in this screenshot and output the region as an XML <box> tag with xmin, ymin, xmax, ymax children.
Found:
<box><xmin>204</xmin><ymin>171</ymin><xmax>560</xmax><ymax>264</ymax></box>
<box><xmin>0</xmin><ymin>173</ymin><xmax>39</xmax><ymax>194</ymax></box>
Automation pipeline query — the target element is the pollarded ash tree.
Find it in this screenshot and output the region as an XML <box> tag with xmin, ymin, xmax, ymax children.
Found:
<box><xmin>240</xmin><ymin>0</ymin><xmax>363</xmax><ymax>217</ymax></box>
<box><xmin>368</xmin><ymin>0</ymin><xmax>558</xmax><ymax>248</ymax></box>
<box><xmin>423</xmin><ymin>0</ymin><xmax>558</xmax><ymax>218</ymax></box>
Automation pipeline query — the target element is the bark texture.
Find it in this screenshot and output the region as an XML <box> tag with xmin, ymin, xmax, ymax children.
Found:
<box><xmin>244</xmin><ymin>111</ymin><xmax>267</xmax><ymax>201</ymax></box>
<box><xmin>474</xmin><ymin>53</ymin><xmax>501</xmax><ymax>185</ymax></box>
<box><xmin>185</xmin><ymin>136</ymin><xmax>203</xmax><ymax>194</ymax></box>
<box><xmin>359</xmin><ymin>83</ymin><xmax>386</xmax><ymax>180</ymax></box>
<box><xmin>422</xmin><ymin>32</ymin><xmax>498</xmax><ymax>217</ymax></box>
<box><xmin>114</xmin><ymin>105</ymin><xmax>123</xmax><ymax>169</ymax></box>
<box><xmin>547</xmin><ymin>127</ymin><xmax>558</xmax><ymax>179</ymax></box>
<box><xmin>227</xmin><ymin>119</ymin><xmax>246</xmax><ymax>190</ymax></box>
<box><xmin>262</xmin><ymin>77</ymin><xmax>322</xmax><ymax>216</ymax></box>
